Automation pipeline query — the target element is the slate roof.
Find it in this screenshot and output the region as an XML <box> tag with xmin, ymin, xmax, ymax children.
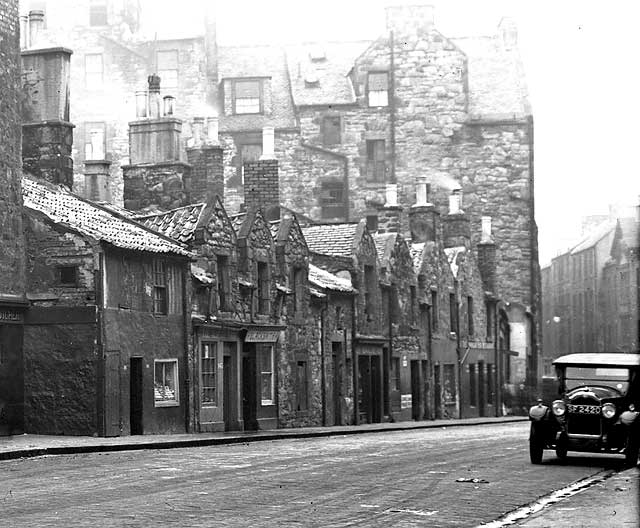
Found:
<box><xmin>135</xmin><ymin>203</ymin><xmax>207</xmax><ymax>244</ymax></box>
<box><xmin>308</xmin><ymin>263</ymin><xmax>355</xmax><ymax>293</ymax></box>
<box><xmin>452</xmin><ymin>36</ymin><xmax>531</xmax><ymax>119</ymax></box>
<box><xmin>285</xmin><ymin>41</ymin><xmax>368</xmax><ymax>106</ymax></box>
<box><xmin>302</xmin><ymin>223</ymin><xmax>359</xmax><ymax>258</ymax></box>
<box><xmin>217</xmin><ymin>45</ymin><xmax>296</xmax><ymax>131</ymax></box>
<box><xmin>570</xmin><ymin>220</ymin><xmax>616</xmax><ymax>255</ymax></box>
<box><xmin>22</xmin><ymin>177</ymin><xmax>192</xmax><ymax>257</ymax></box>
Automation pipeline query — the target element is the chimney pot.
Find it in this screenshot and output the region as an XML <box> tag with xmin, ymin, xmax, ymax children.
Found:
<box><xmin>449</xmin><ymin>188</ymin><xmax>462</xmax><ymax>214</ymax></box>
<box><xmin>28</xmin><ymin>10</ymin><xmax>45</xmax><ymax>49</ymax></box>
<box><xmin>163</xmin><ymin>95</ymin><xmax>175</xmax><ymax>117</ymax></box>
<box><xmin>147</xmin><ymin>75</ymin><xmax>161</xmax><ymax>118</ymax></box>
<box><xmin>481</xmin><ymin>216</ymin><xmax>493</xmax><ymax>243</ymax></box>
<box><xmin>205</xmin><ymin>116</ymin><xmax>219</xmax><ymax>145</ymax></box>
<box><xmin>260</xmin><ymin>126</ymin><xmax>275</xmax><ymax>159</ymax></box>
<box><xmin>385</xmin><ymin>183</ymin><xmax>398</xmax><ymax>207</ymax></box>
<box><xmin>191</xmin><ymin>117</ymin><xmax>204</xmax><ymax>147</ymax></box>
<box><xmin>20</xmin><ymin>15</ymin><xmax>29</xmax><ymax>49</ymax></box>
<box><xmin>415</xmin><ymin>181</ymin><xmax>430</xmax><ymax>206</ymax></box>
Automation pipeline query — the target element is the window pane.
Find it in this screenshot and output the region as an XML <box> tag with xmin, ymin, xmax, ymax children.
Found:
<box><xmin>235</xmin><ymin>80</ymin><xmax>260</xmax><ymax>98</ymax></box>
<box><xmin>201</xmin><ymin>343</ymin><xmax>217</xmax><ymax>405</ymax></box>
<box><xmin>368</xmin><ymin>90</ymin><xmax>388</xmax><ymax>107</ymax></box>
<box><xmin>260</xmin><ymin>345</ymin><xmax>273</xmax><ymax>404</ymax></box>
<box><xmin>154</xmin><ymin>360</ymin><xmax>178</xmax><ymax>403</ymax></box>
<box><xmin>368</xmin><ymin>72</ymin><xmax>388</xmax><ymax>90</ymax></box>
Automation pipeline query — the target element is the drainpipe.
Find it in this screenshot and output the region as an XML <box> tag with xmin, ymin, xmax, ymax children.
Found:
<box><xmin>182</xmin><ymin>260</ymin><xmax>193</xmax><ymax>433</ymax></box>
<box><xmin>389</xmin><ymin>30</ymin><xmax>397</xmax><ymax>185</ymax></box>
<box><xmin>386</xmin><ymin>284</ymin><xmax>393</xmax><ymax>420</ymax></box>
<box><xmin>319</xmin><ymin>296</ymin><xmax>327</xmax><ymax>426</ymax></box>
<box><xmin>96</xmin><ymin>247</ymin><xmax>107</xmax><ymax>436</ymax></box>
<box><xmin>426</xmin><ymin>304</ymin><xmax>434</xmax><ymax>420</ymax></box>
<box><xmin>455</xmin><ymin>281</ymin><xmax>462</xmax><ymax>419</ymax></box>
<box><xmin>351</xmin><ymin>293</ymin><xmax>358</xmax><ymax>425</ymax></box>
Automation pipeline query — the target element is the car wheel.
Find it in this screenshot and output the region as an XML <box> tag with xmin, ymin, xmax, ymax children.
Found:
<box><xmin>624</xmin><ymin>434</ymin><xmax>639</xmax><ymax>468</ymax></box>
<box><xmin>529</xmin><ymin>424</ymin><xmax>544</xmax><ymax>464</ymax></box>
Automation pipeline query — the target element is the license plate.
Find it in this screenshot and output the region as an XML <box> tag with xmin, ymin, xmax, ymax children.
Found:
<box><xmin>567</xmin><ymin>404</ymin><xmax>600</xmax><ymax>414</ymax></box>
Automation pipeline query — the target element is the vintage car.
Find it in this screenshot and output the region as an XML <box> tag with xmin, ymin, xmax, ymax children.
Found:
<box><xmin>529</xmin><ymin>353</ymin><xmax>640</xmax><ymax>467</ymax></box>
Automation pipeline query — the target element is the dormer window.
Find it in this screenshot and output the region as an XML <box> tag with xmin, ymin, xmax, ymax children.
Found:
<box><xmin>233</xmin><ymin>80</ymin><xmax>262</xmax><ymax>115</ymax></box>
<box><xmin>89</xmin><ymin>0</ymin><xmax>108</xmax><ymax>26</ymax></box>
<box><xmin>367</xmin><ymin>72</ymin><xmax>389</xmax><ymax>107</ymax></box>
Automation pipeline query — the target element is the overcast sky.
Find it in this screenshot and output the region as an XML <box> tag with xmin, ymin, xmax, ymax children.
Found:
<box><xmin>144</xmin><ymin>0</ymin><xmax>640</xmax><ymax>264</ymax></box>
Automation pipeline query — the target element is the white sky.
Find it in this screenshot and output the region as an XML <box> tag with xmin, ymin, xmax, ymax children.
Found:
<box><xmin>144</xmin><ymin>0</ymin><xmax>640</xmax><ymax>264</ymax></box>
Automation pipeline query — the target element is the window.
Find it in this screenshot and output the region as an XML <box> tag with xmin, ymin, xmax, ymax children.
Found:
<box><xmin>84</xmin><ymin>121</ymin><xmax>106</xmax><ymax>160</ymax></box>
<box><xmin>152</xmin><ymin>260</ymin><xmax>168</xmax><ymax>315</ymax></box>
<box><xmin>410</xmin><ymin>286</ymin><xmax>417</xmax><ymax>325</ymax></box>
<box><xmin>366</xmin><ymin>214</ymin><xmax>379</xmax><ymax>232</ymax></box>
<box><xmin>85</xmin><ymin>53</ymin><xmax>104</xmax><ymax>89</ymax></box>
<box><xmin>322</xmin><ymin>115</ymin><xmax>341</xmax><ymax>145</ymax></box>
<box><xmin>58</xmin><ymin>265</ymin><xmax>78</xmax><ymax>285</ymax></box>
<box><xmin>467</xmin><ymin>296</ymin><xmax>474</xmax><ymax>337</ymax></box>
<box><xmin>366</xmin><ymin>139</ymin><xmax>386</xmax><ymax>182</ymax></box>
<box><xmin>292</xmin><ymin>267</ymin><xmax>305</xmax><ymax>315</ymax></box>
<box><xmin>154</xmin><ymin>359</ymin><xmax>179</xmax><ymax>406</ymax></box>
<box><xmin>295</xmin><ymin>359</ymin><xmax>309</xmax><ymax>411</ymax></box>
<box><xmin>200</xmin><ymin>343</ymin><xmax>217</xmax><ymax>405</ymax></box>
<box><xmin>367</xmin><ymin>72</ymin><xmax>389</xmax><ymax>107</ymax></box>
<box><xmin>320</xmin><ymin>180</ymin><xmax>346</xmax><ymax>219</ymax></box>
<box><xmin>486</xmin><ymin>300</ymin><xmax>494</xmax><ymax>340</ymax></box>
<box><xmin>469</xmin><ymin>364</ymin><xmax>476</xmax><ymax>407</ymax></box>
<box><xmin>391</xmin><ymin>357</ymin><xmax>400</xmax><ymax>391</ymax></box>
<box><xmin>449</xmin><ymin>293</ymin><xmax>457</xmax><ymax>333</ymax></box>
<box><xmin>431</xmin><ymin>290</ymin><xmax>438</xmax><ymax>331</ymax></box>
<box><xmin>364</xmin><ymin>265</ymin><xmax>376</xmax><ymax>321</ymax></box>
<box><xmin>442</xmin><ymin>364</ymin><xmax>456</xmax><ymax>404</ymax></box>
<box><xmin>233</xmin><ymin>80</ymin><xmax>262</xmax><ymax>114</ymax></box>
<box><xmin>89</xmin><ymin>0</ymin><xmax>108</xmax><ymax>26</ymax></box>
<box><xmin>259</xmin><ymin>344</ymin><xmax>274</xmax><ymax>405</ymax></box>
<box><xmin>216</xmin><ymin>255</ymin><xmax>230</xmax><ymax>311</ymax></box>
<box><xmin>257</xmin><ymin>261</ymin><xmax>270</xmax><ymax>315</ymax></box>
<box><xmin>157</xmin><ymin>50</ymin><xmax>178</xmax><ymax>89</ymax></box>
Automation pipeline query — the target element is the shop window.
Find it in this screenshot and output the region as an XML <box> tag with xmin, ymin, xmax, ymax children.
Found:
<box><xmin>320</xmin><ymin>180</ymin><xmax>346</xmax><ymax>219</ymax></box>
<box><xmin>152</xmin><ymin>259</ymin><xmax>167</xmax><ymax>315</ymax></box>
<box><xmin>217</xmin><ymin>255</ymin><xmax>230</xmax><ymax>311</ymax></box>
<box><xmin>259</xmin><ymin>345</ymin><xmax>274</xmax><ymax>405</ymax></box>
<box><xmin>295</xmin><ymin>359</ymin><xmax>309</xmax><ymax>411</ymax></box>
<box><xmin>156</xmin><ymin>50</ymin><xmax>179</xmax><ymax>89</ymax></box>
<box><xmin>257</xmin><ymin>261</ymin><xmax>270</xmax><ymax>315</ymax></box>
<box><xmin>84</xmin><ymin>121</ymin><xmax>106</xmax><ymax>160</ymax></box>
<box><xmin>467</xmin><ymin>296</ymin><xmax>474</xmax><ymax>337</ymax></box>
<box><xmin>322</xmin><ymin>115</ymin><xmax>341</xmax><ymax>145</ymax></box>
<box><xmin>89</xmin><ymin>0</ymin><xmax>108</xmax><ymax>26</ymax></box>
<box><xmin>154</xmin><ymin>359</ymin><xmax>179</xmax><ymax>406</ymax></box>
<box><xmin>442</xmin><ymin>363</ymin><xmax>456</xmax><ymax>404</ymax></box>
<box><xmin>200</xmin><ymin>343</ymin><xmax>217</xmax><ymax>406</ymax></box>
<box><xmin>233</xmin><ymin>79</ymin><xmax>262</xmax><ymax>114</ymax></box>
<box><xmin>367</xmin><ymin>72</ymin><xmax>389</xmax><ymax>107</ymax></box>
<box><xmin>366</xmin><ymin>139</ymin><xmax>386</xmax><ymax>182</ymax></box>
<box><xmin>58</xmin><ymin>265</ymin><xmax>78</xmax><ymax>286</ymax></box>
<box><xmin>469</xmin><ymin>363</ymin><xmax>476</xmax><ymax>407</ymax></box>
<box><xmin>85</xmin><ymin>53</ymin><xmax>104</xmax><ymax>89</ymax></box>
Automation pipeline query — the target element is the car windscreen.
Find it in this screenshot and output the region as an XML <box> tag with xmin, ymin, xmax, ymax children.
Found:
<box><xmin>564</xmin><ymin>366</ymin><xmax>630</xmax><ymax>394</ymax></box>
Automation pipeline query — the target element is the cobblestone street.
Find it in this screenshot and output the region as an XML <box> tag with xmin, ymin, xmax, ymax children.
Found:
<box><xmin>1</xmin><ymin>422</ymin><xmax>629</xmax><ymax>527</ymax></box>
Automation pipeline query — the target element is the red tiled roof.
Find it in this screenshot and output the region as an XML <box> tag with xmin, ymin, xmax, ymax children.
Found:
<box><xmin>135</xmin><ymin>203</ymin><xmax>207</xmax><ymax>244</ymax></box>
<box><xmin>302</xmin><ymin>223</ymin><xmax>359</xmax><ymax>258</ymax></box>
<box><xmin>22</xmin><ymin>177</ymin><xmax>192</xmax><ymax>257</ymax></box>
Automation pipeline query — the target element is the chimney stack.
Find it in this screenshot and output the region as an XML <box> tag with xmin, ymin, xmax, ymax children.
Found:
<box><xmin>123</xmin><ymin>76</ymin><xmax>191</xmax><ymax>211</ymax></box>
<box><xmin>377</xmin><ymin>183</ymin><xmax>403</xmax><ymax>234</ymax></box>
<box><xmin>204</xmin><ymin>2</ymin><xmax>218</xmax><ymax>108</ymax></box>
<box><xmin>27</xmin><ymin>10</ymin><xmax>45</xmax><ymax>49</ymax></box>
<box><xmin>243</xmin><ymin>133</ymin><xmax>280</xmax><ymax>220</ymax></box>
<box><xmin>84</xmin><ymin>160</ymin><xmax>112</xmax><ymax>202</ymax></box>
<box><xmin>21</xmin><ymin>46</ymin><xmax>74</xmax><ymax>189</ymax></box>
<box><xmin>409</xmin><ymin>181</ymin><xmax>439</xmax><ymax>243</ymax></box>
<box><xmin>442</xmin><ymin>188</ymin><xmax>470</xmax><ymax>248</ymax></box>
<box><xmin>477</xmin><ymin>216</ymin><xmax>497</xmax><ymax>293</ymax></box>
<box><xmin>186</xmin><ymin>115</ymin><xmax>224</xmax><ymax>204</ymax></box>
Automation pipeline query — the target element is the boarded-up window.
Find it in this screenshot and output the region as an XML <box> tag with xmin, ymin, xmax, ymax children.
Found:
<box><xmin>367</xmin><ymin>72</ymin><xmax>389</xmax><ymax>107</ymax></box>
<box><xmin>85</xmin><ymin>53</ymin><xmax>103</xmax><ymax>89</ymax></box>
<box><xmin>233</xmin><ymin>80</ymin><xmax>262</xmax><ymax>114</ymax></box>
<box><xmin>366</xmin><ymin>140</ymin><xmax>386</xmax><ymax>182</ymax></box>
<box><xmin>157</xmin><ymin>50</ymin><xmax>179</xmax><ymax>89</ymax></box>
<box><xmin>154</xmin><ymin>359</ymin><xmax>179</xmax><ymax>406</ymax></box>
<box><xmin>322</xmin><ymin>115</ymin><xmax>341</xmax><ymax>145</ymax></box>
<box><xmin>320</xmin><ymin>180</ymin><xmax>346</xmax><ymax>219</ymax></box>
<box><xmin>200</xmin><ymin>343</ymin><xmax>217</xmax><ymax>405</ymax></box>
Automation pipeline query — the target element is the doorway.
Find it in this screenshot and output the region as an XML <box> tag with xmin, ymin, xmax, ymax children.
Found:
<box><xmin>242</xmin><ymin>345</ymin><xmax>258</xmax><ymax>431</ymax></box>
<box><xmin>421</xmin><ymin>360</ymin><xmax>429</xmax><ymax>420</ymax></box>
<box><xmin>130</xmin><ymin>357</ymin><xmax>143</xmax><ymax>435</ymax></box>
<box><xmin>332</xmin><ymin>342</ymin><xmax>342</xmax><ymax>426</ymax></box>
<box><xmin>357</xmin><ymin>354</ymin><xmax>382</xmax><ymax>424</ymax></box>
<box><xmin>434</xmin><ymin>364</ymin><xmax>442</xmax><ymax>419</ymax></box>
<box><xmin>411</xmin><ymin>360</ymin><xmax>420</xmax><ymax>420</ymax></box>
<box><xmin>478</xmin><ymin>360</ymin><xmax>486</xmax><ymax>417</ymax></box>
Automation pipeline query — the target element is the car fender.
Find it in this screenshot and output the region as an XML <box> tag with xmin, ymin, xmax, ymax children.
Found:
<box><xmin>529</xmin><ymin>403</ymin><xmax>549</xmax><ymax>421</ymax></box>
<box><xmin>619</xmin><ymin>410</ymin><xmax>639</xmax><ymax>426</ymax></box>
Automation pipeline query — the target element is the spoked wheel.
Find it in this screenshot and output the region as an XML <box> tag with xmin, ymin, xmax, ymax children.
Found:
<box><xmin>529</xmin><ymin>424</ymin><xmax>544</xmax><ymax>464</ymax></box>
<box><xmin>624</xmin><ymin>434</ymin><xmax>639</xmax><ymax>468</ymax></box>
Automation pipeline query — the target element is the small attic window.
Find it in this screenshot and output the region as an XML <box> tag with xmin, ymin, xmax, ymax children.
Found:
<box><xmin>58</xmin><ymin>265</ymin><xmax>78</xmax><ymax>286</ymax></box>
<box><xmin>308</xmin><ymin>45</ymin><xmax>326</xmax><ymax>62</ymax></box>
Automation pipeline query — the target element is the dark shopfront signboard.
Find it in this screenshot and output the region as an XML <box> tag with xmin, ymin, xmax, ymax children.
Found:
<box><xmin>0</xmin><ymin>310</ymin><xmax>23</xmax><ymax>324</ymax></box>
<box><xmin>245</xmin><ymin>329</ymin><xmax>281</xmax><ymax>343</ymax></box>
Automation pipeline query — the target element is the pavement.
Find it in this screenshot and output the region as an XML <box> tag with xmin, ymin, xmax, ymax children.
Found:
<box><xmin>2</xmin><ymin>415</ymin><xmax>638</xmax><ymax>527</ymax></box>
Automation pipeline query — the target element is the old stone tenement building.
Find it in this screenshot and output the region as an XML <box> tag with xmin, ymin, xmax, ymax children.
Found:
<box><xmin>0</xmin><ymin>1</ymin><xmax>539</xmax><ymax>436</ymax></box>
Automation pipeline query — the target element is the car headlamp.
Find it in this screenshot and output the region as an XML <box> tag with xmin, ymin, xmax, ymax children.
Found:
<box><xmin>552</xmin><ymin>400</ymin><xmax>566</xmax><ymax>416</ymax></box>
<box><xmin>601</xmin><ymin>402</ymin><xmax>616</xmax><ymax>419</ymax></box>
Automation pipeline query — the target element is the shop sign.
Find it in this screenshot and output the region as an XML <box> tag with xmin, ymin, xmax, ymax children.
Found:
<box><xmin>245</xmin><ymin>329</ymin><xmax>280</xmax><ymax>343</ymax></box>
<box><xmin>0</xmin><ymin>310</ymin><xmax>22</xmax><ymax>323</ymax></box>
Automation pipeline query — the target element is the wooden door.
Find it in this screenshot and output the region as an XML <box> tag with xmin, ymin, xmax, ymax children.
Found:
<box><xmin>478</xmin><ymin>361</ymin><xmax>486</xmax><ymax>417</ymax></box>
<box><xmin>104</xmin><ymin>350</ymin><xmax>120</xmax><ymax>437</ymax></box>
<box><xmin>130</xmin><ymin>357</ymin><xmax>143</xmax><ymax>435</ymax></box>
<box><xmin>411</xmin><ymin>360</ymin><xmax>421</xmax><ymax>421</ymax></box>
